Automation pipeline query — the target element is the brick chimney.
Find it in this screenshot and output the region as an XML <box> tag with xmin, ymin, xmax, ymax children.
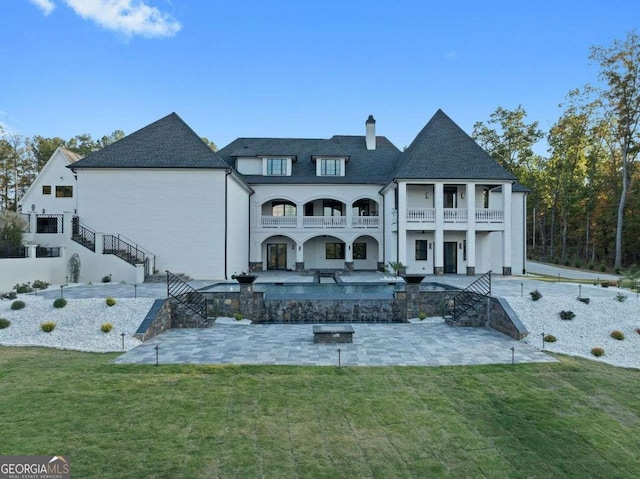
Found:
<box><xmin>365</xmin><ymin>115</ymin><xmax>376</xmax><ymax>150</ymax></box>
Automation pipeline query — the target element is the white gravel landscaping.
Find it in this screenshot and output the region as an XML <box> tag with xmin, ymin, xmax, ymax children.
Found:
<box><xmin>507</xmin><ymin>291</ymin><xmax>640</xmax><ymax>369</ymax></box>
<box><xmin>0</xmin><ymin>295</ymin><xmax>154</xmax><ymax>352</ymax></box>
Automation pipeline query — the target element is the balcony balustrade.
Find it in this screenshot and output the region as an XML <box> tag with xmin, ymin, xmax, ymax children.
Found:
<box><xmin>260</xmin><ymin>215</ymin><xmax>379</xmax><ymax>229</ymax></box>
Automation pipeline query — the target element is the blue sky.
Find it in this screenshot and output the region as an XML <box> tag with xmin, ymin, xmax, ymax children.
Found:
<box><xmin>2</xmin><ymin>0</ymin><xmax>639</xmax><ymax>152</ymax></box>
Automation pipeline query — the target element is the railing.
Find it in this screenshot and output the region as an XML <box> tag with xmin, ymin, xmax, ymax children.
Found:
<box><xmin>103</xmin><ymin>235</ymin><xmax>146</xmax><ymax>266</ymax></box>
<box><xmin>352</xmin><ymin>216</ymin><xmax>380</xmax><ymax>228</ymax></box>
<box><xmin>0</xmin><ymin>246</ymin><xmax>27</xmax><ymax>258</ymax></box>
<box><xmin>261</xmin><ymin>216</ymin><xmax>297</xmax><ymax>228</ymax></box>
<box><xmin>36</xmin><ymin>214</ymin><xmax>64</xmax><ymax>233</ymax></box>
<box><xmin>452</xmin><ymin>271</ymin><xmax>492</xmax><ymax>321</ymax></box>
<box><xmin>407</xmin><ymin>208</ymin><xmax>435</xmax><ymax>222</ymax></box>
<box><xmin>444</xmin><ymin>208</ymin><xmax>467</xmax><ymax>223</ymax></box>
<box><xmin>35</xmin><ymin>246</ymin><xmax>61</xmax><ymax>258</ymax></box>
<box><xmin>302</xmin><ymin>216</ymin><xmax>347</xmax><ymax>228</ymax></box>
<box><xmin>71</xmin><ymin>216</ymin><xmax>96</xmax><ymax>252</ymax></box>
<box><xmin>166</xmin><ymin>270</ymin><xmax>208</xmax><ymax>320</ymax></box>
<box><xmin>476</xmin><ymin>209</ymin><xmax>504</xmax><ymax>222</ymax></box>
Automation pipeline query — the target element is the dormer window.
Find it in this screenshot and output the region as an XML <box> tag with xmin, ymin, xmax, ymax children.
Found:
<box><xmin>263</xmin><ymin>158</ymin><xmax>292</xmax><ymax>176</ymax></box>
<box><xmin>316</xmin><ymin>158</ymin><xmax>345</xmax><ymax>177</ymax></box>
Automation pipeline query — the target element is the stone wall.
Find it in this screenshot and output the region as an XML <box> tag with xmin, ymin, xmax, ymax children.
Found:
<box><xmin>134</xmin><ymin>299</ymin><xmax>172</xmax><ymax>341</ymax></box>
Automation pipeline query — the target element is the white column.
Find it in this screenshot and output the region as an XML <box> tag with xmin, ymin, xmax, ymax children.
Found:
<box><xmin>397</xmin><ymin>182</ymin><xmax>407</xmax><ymax>264</ymax></box>
<box><xmin>502</xmin><ymin>182</ymin><xmax>512</xmax><ymax>275</ymax></box>
<box><xmin>296</xmin><ymin>202</ymin><xmax>303</xmax><ymax>229</ymax></box>
<box><xmin>346</xmin><ymin>201</ymin><xmax>353</xmax><ymax>228</ymax></box>
<box><xmin>434</xmin><ymin>183</ymin><xmax>444</xmax><ymax>274</ymax></box>
<box><xmin>466</xmin><ymin>183</ymin><xmax>476</xmax><ymax>275</ymax></box>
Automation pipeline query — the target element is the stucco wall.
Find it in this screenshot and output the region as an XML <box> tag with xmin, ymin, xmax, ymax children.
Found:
<box><xmin>76</xmin><ymin>168</ymin><xmax>234</xmax><ymax>279</ymax></box>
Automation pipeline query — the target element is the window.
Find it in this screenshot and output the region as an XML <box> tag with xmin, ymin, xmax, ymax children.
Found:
<box><xmin>272</xmin><ymin>201</ymin><xmax>296</xmax><ymax>216</ymax></box>
<box><xmin>416</xmin><ymin>240</ymin><xmax>428</xmax><ymax>260</ymax></box>
<box><xmin>353</xmin><ymin>243</ymin><xmax>367</xmax><ymax>260</ymax></box>
<box><xmin>483</xmin><ymin>188</ymin><xmax>489</xmax><ymax>208</ymax></box>
<box><xmin>323</xmin><ymin>200</ymin><xmax>343</xmax><ymax>217</ymax></box>
<box><xmin>56</xmin><ymin>186</ymin><xmax>73</xmax><ymax>198</ymax></box>
<box><xmin>266</xmin><ymin>158</ymin><xmax>287</xmax><ymax>175</ymax></box>
<box><xmin>320</xmin><ymin>158</ymin><xmax>341</xmax><ymax>176</ymax></box>
<box><xmin>326</xmin><ymin>243</ymin><xmax>345</xmax><ymax>260</ymax></box>
<box><xmin>42</xmin><ymin>185</ymin><xmax>51</xmax><ymax>195</ymax></box>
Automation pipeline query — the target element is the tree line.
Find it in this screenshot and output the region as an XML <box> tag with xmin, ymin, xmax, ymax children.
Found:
<box><xmin>473</xmin><ymin>31</ymin><xmax>640</xmax><ymax>271</ymax></box>
<box><xmin>0</xmin><ymin>127</ymin><xmax>218</xmax><ymax>213</ymax></box>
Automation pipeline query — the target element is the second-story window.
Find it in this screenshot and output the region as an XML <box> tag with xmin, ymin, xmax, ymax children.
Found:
<box><xmin>320</xmin><ymin>158</ymin><xmax>341</xmax><ymax>176</ymax></box>
<box><xmin>266</xmin><ymin>158</ymin><xmax>287</xmax><ymax>175</ymax></box>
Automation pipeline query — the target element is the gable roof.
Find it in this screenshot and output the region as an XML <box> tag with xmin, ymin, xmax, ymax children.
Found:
<box><xmin>217</xmin><ymin>135</ymin><xmax>401</xmax><ymax>184</ymax></box>
<box><xmin>394</xmin><ymin>109</ymin><xmax>516</xmax><ymax>181</ymax></box>
<box><xmin>70</xmin><ymin>113</ymin><xmax>228</xmax><ymax>169</ymax></box>
<box><xmin>59</xmin><ymin>147</ymin><xmax>83</xmax><ymax>164</ymax></box>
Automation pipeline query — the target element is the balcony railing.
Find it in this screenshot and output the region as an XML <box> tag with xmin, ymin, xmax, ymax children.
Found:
<box><xmin>261</xmin><ymin>215</ymin><xmax>379</xmax><ymax>229</ymax></box>
<box><xmin>407</xmin><ymin>208</ymin><xmax>435</xmax><ymax>222</ymax></box>
<box><xmin>261</xmin><ymin>216</ymin><xmax>297</xmax><ymax>228</ymax></box>
<box><xmin>303</xmin><ymin>216</ymin><xmax>347</xmax><ymax>228</ymax></box>
<box><xmin>444</xmin><ymin>208</ymin><xmax>467</xmax><ymax>223</ymax></box>
<box><xmin>475</xmin><ymin>209</ymin><xmax>504</xmax><ymax>222</ymax></box>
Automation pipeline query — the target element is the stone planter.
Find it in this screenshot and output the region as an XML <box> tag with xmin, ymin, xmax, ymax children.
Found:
<box><xmin>233</xmin><ymin>275</ymin><xmax>257</xmax><ymax>284</ymax></box>
<box><xmin>401</xmin><ymin>274</ymin><xmax>426</xmax><ymax>284</ymax></box>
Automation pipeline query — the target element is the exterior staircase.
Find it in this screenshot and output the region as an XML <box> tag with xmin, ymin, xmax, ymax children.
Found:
<box><xmin>447</xmin><ymin>271</ymin><xmax>492</xmax><ymax>323</ymax></box>
<box><xmin>166</xmin><ymin>270</ymin><xmax>209</xmax><ymax>323</ymax></box>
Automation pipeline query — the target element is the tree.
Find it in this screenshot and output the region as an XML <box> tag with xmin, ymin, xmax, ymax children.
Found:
<box><xmin>0</xmin><ymin>210</ymin><xmax>27</xmax><ymax>248</ymax></box>
<box><xmin>201</xmin><ymin>137</ymin><xmax>218</xmax><ymax>152</ymax></box>
<box><xmin>31</xmin><ymin>135</ymin><xmax>67</xmax><ymax>170</ymax></box>
<box><xmin>472</xmin><ymin>105</ymin><xmax>544</xmax><ymax>179</ymax></box>
<box><xmin>590</xmin><ymin>31</ymin><xmax>640</xmax><ymax>269</ymax></box>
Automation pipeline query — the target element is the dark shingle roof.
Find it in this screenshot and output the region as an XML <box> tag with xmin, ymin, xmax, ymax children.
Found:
<box><xmin>394</xmin><ymin>109</ymin><xmax>516</xmax><ymax>181</ymax></box>
<box><xmin>70</xmin><ymin>113</ymin><xmax>228</xmax><ymax>169</ymax></box>
<box><xmin>216</xmin><ymin>136</ymin><xmax>401</xmax><ymax>184</ymax></box>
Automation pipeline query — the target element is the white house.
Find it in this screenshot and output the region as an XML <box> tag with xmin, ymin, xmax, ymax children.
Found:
<box><xmin>12</xmin><ymin>110</ymin><xmax>527</xmax><ymax>284</ymax></box>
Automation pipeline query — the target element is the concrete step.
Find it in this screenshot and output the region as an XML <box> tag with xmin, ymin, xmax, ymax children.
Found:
<box><xmin>145</xmin><ymin>272</ymin><xmax>192</xmax><ymax>283</ymax></box>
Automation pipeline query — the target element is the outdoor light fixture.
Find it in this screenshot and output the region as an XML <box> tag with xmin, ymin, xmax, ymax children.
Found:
<box><xmin>425</xmin><ymin>192</ymin><xmax>429</xmax><ymax>199</ymax></box>
<box><xmin>429</xmin><ymin>243</ymin><xmax>432</xmax><ymax>249</ymax></box>
<box><xmin>461</xmin><ymin>192</ymin><xmax>465</xmax><ymax>199</ymax></box>
<box><xmin>459</xmin><ymin>243</ymin><xmax>462</xmax><ymax>249</ymax></box>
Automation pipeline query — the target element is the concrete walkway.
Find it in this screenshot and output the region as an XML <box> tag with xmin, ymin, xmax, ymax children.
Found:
<box><xmin>526</xmin><ymin>260</ymin><xmax>621</xmax><ymax>281</ymax></box>
<box><xmin>113</xmin><ymin>322</ymin><xmax>557</xmax><ymax>367</ymax></box>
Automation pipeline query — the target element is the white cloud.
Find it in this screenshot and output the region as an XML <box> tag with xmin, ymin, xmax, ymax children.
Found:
<box><xmin>444</xmin><ymin>50</ymin><xmax>458</xmax><ymax>60</ymax></box>
<box><xmin>28</xmin><ymin>0</ymin><xmax>181</xmax><ymax>38</ymax></box>
<box><xmin>64</xmin><ymin>0</ymin><xmax>182</xmax><ymax>37</ymax></box>
<box><xmin>29</xmin><ymin>0</ymin><xmax>56</xmax><ymax>15</ymax></box>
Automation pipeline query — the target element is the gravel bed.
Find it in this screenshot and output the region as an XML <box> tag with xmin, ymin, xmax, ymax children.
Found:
<box><xmin>507</xmin><ymin>291</ymin><xmax>640</xmax><ymax>369</ymax></box>
<box><xmin>0</xmin><ymin>295</ymin><xmax>154</xmax><ymax>352</ymax></box>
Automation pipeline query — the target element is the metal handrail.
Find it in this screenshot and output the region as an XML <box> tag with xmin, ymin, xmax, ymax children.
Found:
<box><xmin>71</xmin><ymin>217</ymin><xmax>96</xmax><ymax>252</ymax></box>
<box><xmin>103</xmin><ymin>235</ymin><xmax>146</xmax><ymax>265</ymax></box>
<box><xmin>166</xmin><ymin>270</ymin><xmax>208</xmax><ymax>320</ymax></box>
<box><xmin>452</xmin><ymin>271</ymin><xmax>492</xmax><ymax>321</ymax></box>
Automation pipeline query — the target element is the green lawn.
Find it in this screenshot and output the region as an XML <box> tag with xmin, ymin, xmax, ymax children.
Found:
<box><xmin>1</xmin><ymin>347</ymin><xmax>640</xmax><ymax>478</ymax></box>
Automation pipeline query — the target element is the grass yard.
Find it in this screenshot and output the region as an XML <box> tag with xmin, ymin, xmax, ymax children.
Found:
<box><xmin>1</xmin><ymin>347</ymin><xmax>640</xmax><ymax>478</ymax></box>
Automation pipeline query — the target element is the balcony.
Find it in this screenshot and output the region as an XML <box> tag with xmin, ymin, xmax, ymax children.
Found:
<box><xmin>260</xmin><ymin>215</ymin><xmax>380</xmax><ymax>229</ymax></box>
<box><xmin>400</xmin><ymin>208</ymin><xmax>504</xmax><ymax>229</ymax></box>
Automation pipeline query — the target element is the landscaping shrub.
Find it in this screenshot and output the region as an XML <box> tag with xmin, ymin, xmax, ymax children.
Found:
<box><xmin>1</xmin><ymin>291</ymin><xmax>17</xmax><ymax>300</ymax></box>
<box><xmin>588</xmin><ymin>262</ymin><xmax>595</xmax><ymax>270</ymax></box>
<box><xmin>101</xmin><ymin>323</ymin><xmax>113</xmax><ymax>333</ymax></box>
<box><xmin>559</xmin><ymin>310</ymin><xmax>575</xmax><ymax>320</ymax></box>
<box><xmin>591</xmin><ymin>347</ymin><xmax>605</xmax><ymax>357</ymax></box>
<box><xmin>0</xmin><ymin>318</ymin><xmax>10</xmax><ymax>329</ymax></box>
<box><xmin>543</xmin><ymin>334</ymin><xmax>557</xmax><ymax>343</ymax></box>
<box><xmin>615</xmin><ymin>293</ymin><xmax>627</xmax><ymax>302</ymax></box>
<box><xmin>418</xmin><ymin>311</ymin><xmax>427</xmax><ymax>320</ymax></box>
<box><xmin>11</xmin><ymin>300</ymin><xmax>25</xmax><ymax>310</ymax></box>
<box><xmin>53</xmin><ymin>298</ymin><xmax>67</xmax><ymax>308</ymax></box>
<box><xmin>578</xmin><ymin>297</ymin><xmax>590</xmax><ymax>304</ymax></box>
<box><xmin>31</xmin><ymin>280</ymin><xmax>49</xmax><ymax>290</ymax></box>
<box><xmin>233</xmin><ymin>312</ymin><xmax>243</xmax><ymax>321</ymax></box>
<box><xmin>530</xmin><ymin>289</ymin><xmax>542</xmax><ymax>301</ymax></box>
<box><xmin>15</xmin><ymin>283</ymin><xmax>33</xmax><ymax>294</ymax></box>
<box><xmin>105</xmin><ymin>297</ymin><xmax>116</xmax><ymax>307</ymax></box>
<box><xmin>41</xmin><ymin>322</ymin><xmax>56</xmax><ymax>332</ymax></box>
<box><xmin>102</xmin><ymin>275</ymin><xmax>111</xmax><ymax>283</ymax></box>
<box><xmin>599</xmin><ymin>264</ymin><xmax>606</xmax><ymax>272</ymax></box>
<box><xmin>610</xmin><ymin>330</ymin><xmax>625</xmax><ymax>340</ymax></box>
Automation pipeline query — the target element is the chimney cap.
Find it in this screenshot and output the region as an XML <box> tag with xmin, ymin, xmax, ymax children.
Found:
<box><xmin>366</xmin><ymin>115</ymin><xmax>375</xmax><ymax>124</ymax></box>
